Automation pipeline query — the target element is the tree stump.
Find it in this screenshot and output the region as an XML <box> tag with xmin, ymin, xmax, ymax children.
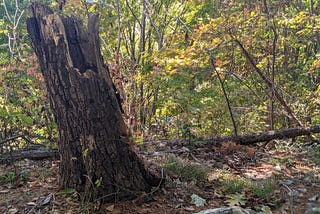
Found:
<box><xmin>26</xmin><ymin>3</ymin><xmax>161</xmax><ymax>202</ymax></box>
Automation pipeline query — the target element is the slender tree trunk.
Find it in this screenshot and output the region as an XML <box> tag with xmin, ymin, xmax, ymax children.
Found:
<box><xmin>139</xmin><ymin>0</ymin><xmax>147</xmax><ymax>130</ymax></box>
<box><xmin>210</xmin><ymin>57</ymin><xmax>238</xmax><ymax>136</ymax></box>
<box><xmin>270</xmin><ymin>23</ymin><xmax>278</xmax><ymax>130</ymax></box>
<box><xmin>26</xmin><ymin>3</ymin><xmax>161</xmax><ymax>202</ymax></box>
<box><xmin>282</xmin><ymin>27</ymin><xmax>289</xmax><ymax>72</ymax></box>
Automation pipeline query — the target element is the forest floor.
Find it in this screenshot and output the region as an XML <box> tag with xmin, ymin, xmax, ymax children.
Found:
<box><xmin>0</xmin><ymin>139</ymin><xmax>319</xmax><ymax>214</ymax></box>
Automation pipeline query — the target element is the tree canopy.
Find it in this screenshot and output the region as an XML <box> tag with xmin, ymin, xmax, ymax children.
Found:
<box><xmin>1</xmin><ymin>0</ymin><xmax>319</xmax><ymax>145</ymax></box>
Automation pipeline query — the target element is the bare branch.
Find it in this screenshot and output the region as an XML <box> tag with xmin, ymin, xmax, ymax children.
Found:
<box><xmin>233</xmin><ymin>38</ymin><xmax>303</xmax><ymax>127</ymax></box>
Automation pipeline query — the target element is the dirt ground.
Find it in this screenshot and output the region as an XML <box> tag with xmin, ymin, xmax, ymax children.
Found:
<box><xmin>0</xmin><ymin>140</ymin><xmax>319</xmax><ymax>214</ymax></box>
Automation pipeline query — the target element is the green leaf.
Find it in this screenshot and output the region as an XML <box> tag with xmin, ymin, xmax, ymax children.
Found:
<box><xmin>19</xmin><ymin>114</ymin><xmax>33</xmax><ymax>125</ymax></box>
<box><xmin>57</xmin><ymin>188</ymin><xmax>76</xmax><ymax>195</ymax></box>
<box><xmin>261</xmin><ymin>206</ymin><xmax>272</xmax><ymax>214</ymax></box>
<box><xmin>0</xmin><ymin>109</ymin><xmax>9</xmax><ymax>117</ymax></box>
<box><xmin>226</xmin><ymin>193</ymin><xmax>246</xmax><ymax>206</ymax></box>
<box><xmin>190</xmin><ymin>194</ymin><xmax>206</xmax><ymax>207</ymax></box>
<box><xmin>95</xmin><ymin>177</ymin><xmax>103</xmax><ymax>187</ymax></box>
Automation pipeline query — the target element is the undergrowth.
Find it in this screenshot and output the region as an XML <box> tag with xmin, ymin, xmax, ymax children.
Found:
<box><xmin>163</xmin><ymin>155</ymin><xmax>209</xmax><ymax>180</ymax></box>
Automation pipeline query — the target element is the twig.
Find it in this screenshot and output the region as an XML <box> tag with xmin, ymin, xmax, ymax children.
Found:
<box><xmin>232</xmin><ymin>38</ymin><xmax>303</xmax><ymax>127</ymax></box>
<box><xmin>26</xmin><ymin>193</ymin><xmax>54</xmax><ymax>214</ymax></box>
<box><xmin>131</xmin><ymin>168</ymin><xmax>165</xmax><ymax>204</ymax></box>
<box><xmin>0</xmin><ymin>134</ymin><xmax>24</xmax><ymax>145</ymax></box>
<box><xmin>93</xmin><ymin>186</ymin><xmax>121</xmax><ymax>202</ymax></box>
<box><xmin>149</xmin><ymin>168</ymin><xmax>165</xmax><ymax>195</ymax></box>
<box><xmin>283</xmin><ymin>184</ymin><xmax>294</xmax><ymax>214</ymax></box>
<box><xmin>0</xmin><ymin>134</ymin><xmax>37</xmax><ymax>147</ymax></box>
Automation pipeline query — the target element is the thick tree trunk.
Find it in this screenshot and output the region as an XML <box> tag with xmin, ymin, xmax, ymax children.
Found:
<box><xmin>26</xmin><ymin>3</ymin><xmax>161</xmax><ymax>202</ymax></box>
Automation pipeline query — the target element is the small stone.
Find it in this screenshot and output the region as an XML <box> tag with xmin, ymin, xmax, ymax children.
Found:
<box><xmin>7</xmin><ymin>208</ymin><xmax>18</xmax><ymax>214</ymax></box>
<box><xmin>309</xmin><ymin>194</ymin><xmax>320</xmax><ymax>202</ymax></box>
<box><xmin>274</xmin><ymin>164</ymin><xmax>281</xmax><ymax>171</ymax></box>
<box><xmin>0</xmin><ymin>189</ymin><xmax>10</xmax><ymax>194</ymax></box>
<box><xmin>185</xmin><ymin>206</ymin><xmax>195</xmax><ymax>211</ymax></box>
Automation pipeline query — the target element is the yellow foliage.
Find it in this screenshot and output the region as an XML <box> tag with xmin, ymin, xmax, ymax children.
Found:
<box><xmin>215</xmin><ymin>59</ymin><xmax>224</xmax><ymax>67</ymax></box>
<box><xmin>50</xmin><ymin>1</ymin><xmax>58</xmax><ymax>7</ymax></box>
<box><xmin>296</xmin><ymin>29</ymin><xmax>305</xmax><ymax>35</ymax></box>
<box><xmin>169</xmin><ymin>69</ymin><xmax>178</xmax><ymax>75</ymax></box>
<box><xmin>89</xmin><ymin>5</ymin><xmax>96</xmax><ymax>12</ymax></box>
<box><xmin>212</xmin><ymin>37</ymin><xmax>221</xmax><ymax>45</ymax></box>
<box><xmin>257</xmin><ymin>57</ymin><xmax>269</xmax><ymax>69</ymax></box>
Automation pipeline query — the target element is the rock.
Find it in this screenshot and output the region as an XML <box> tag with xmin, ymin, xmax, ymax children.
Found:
<box><xmin>305</xmin><ymin>203</ymin><xmax>320</xmax><ymax>214</ymax></box>
<box><xmin>194</xmin><ymin>206</ymin><xmax>256</xmax><ymax>214</ymax></box>
<box><xmin>7</xmin><ymin>208</ymin><xmax>18</xmax><ymax>214</ymax></box>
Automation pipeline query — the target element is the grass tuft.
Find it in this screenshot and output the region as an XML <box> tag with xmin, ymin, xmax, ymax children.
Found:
<box><xmin>164</xmin><ymin>155</ymin><xmax>209</xmax><ymax>180</ymax></box>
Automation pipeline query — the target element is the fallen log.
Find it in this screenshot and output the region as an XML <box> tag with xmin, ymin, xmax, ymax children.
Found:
<box><xmin>1</xmin><ymin>125</ymin><xmax>319</xmax><ymax>164</ymax></box>
<box><xmin>142</xmin><ymin>125</ymin><xmax>320</xmax><ymax>147</ymax></box>
<box><xmin>201</xmin><ymin>125</ymin><xmax>320</xmax><ymax>145</ymax></box>
<box><xmin>0</xmin><ymin>145</ymin><xmax>59</xmax><ymax>164</ymax></box>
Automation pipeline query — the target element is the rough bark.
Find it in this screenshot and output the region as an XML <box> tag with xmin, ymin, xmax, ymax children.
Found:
<box><xmin>26</xmin><ymin>3</ymin><xmax>161</xmax><ymax>202</ymax></box>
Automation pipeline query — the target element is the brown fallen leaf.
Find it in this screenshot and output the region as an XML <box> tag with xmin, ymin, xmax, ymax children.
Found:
<box><xmin>106</xmin><ymin>204</ymin><xmax>114</xmax><ymax>212</ymax></box>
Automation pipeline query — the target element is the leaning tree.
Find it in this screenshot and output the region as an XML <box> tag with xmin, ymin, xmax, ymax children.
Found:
<box><xmin>26</xmin><ymin>3</ymin><xmax>161</xmax><ymax>201</ymax></box>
